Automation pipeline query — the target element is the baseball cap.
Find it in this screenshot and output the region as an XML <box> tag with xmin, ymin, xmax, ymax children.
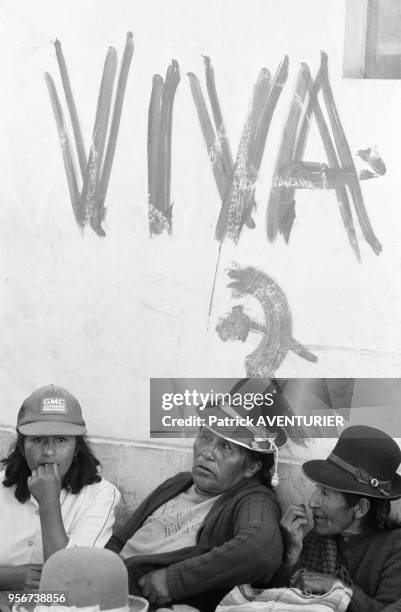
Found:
<box><xmin>17</xmin><ymin>384</ymin><xmax>87</xmax><ymax>436</ymax></box>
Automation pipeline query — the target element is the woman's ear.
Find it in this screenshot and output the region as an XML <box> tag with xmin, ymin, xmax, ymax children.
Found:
<box><xmin>354</xmin><ymin>497</ymin><xmax>370</xmax><ymax>519</ymax></box>
<box><xmin>244</xmin><ymin>458</ymin><xmax>262</xmax><ymax>479</ymax></box>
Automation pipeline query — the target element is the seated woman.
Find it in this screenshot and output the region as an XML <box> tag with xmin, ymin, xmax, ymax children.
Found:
<box><xmin>280</xmin><ymin>425</ymin><xmax>401</xmax><ymax>612</ymax></box>
<box><xmin>0</xmin><ymin>384</ymin><xmax>121</xmax><ymax>592</ymax></box>
<box><xmin>106</xmin><ymin>401</ymin><xmax>285</xmax><ymax>612</ymax></box>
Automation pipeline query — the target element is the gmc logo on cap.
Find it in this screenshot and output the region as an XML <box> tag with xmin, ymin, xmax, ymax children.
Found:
<box><xmin>41</xmin><ymin>398</ymin><xmax>67</xmax><ymax>413</ymax></box>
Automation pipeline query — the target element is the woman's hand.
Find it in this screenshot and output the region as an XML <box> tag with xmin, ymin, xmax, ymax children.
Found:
<box><xmin>290</xmin><ymin>569</ymin><xmax>340</xmax><ymax>594</ymax></box>
<box><xmin>27</xmin><ymin>464</ymin><xmax>68</xmax><ymax>560</ymax></box>
<box><xmin>138</xmin><ymin>568</ymin><xmax>171</xmax><ymax>606</ymax></box>
<box><xmin>27</xmin><ymin>464</ymin><xmax>61</xmax><ymax>505</ymax></box>
<box><xmin>280</xmin><ymin>504</ymin><xmax>309</xmax><ymax>565</ymax></box>
<box><xmin>0</xmin><ymin>564</ymin><xmax>42</xmax><ymax>591</ymax></box>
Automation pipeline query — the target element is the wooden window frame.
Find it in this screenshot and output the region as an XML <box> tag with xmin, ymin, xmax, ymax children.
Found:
<box><xmin>343</xmin><ymin>0</ymin><xmax>401</xmax><ymax>79</ymax></box>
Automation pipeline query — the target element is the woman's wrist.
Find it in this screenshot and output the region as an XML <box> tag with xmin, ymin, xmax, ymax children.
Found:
<box><xmin>283</xmin><ymin>545</ymin><xmax>303</xmax><ymax>567</ymax></box>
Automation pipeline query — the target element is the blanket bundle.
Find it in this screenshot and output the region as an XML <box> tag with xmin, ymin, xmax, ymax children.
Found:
<box><xmin>217</xmin><ymin>582</ymin><xmax>352</xmax><ymax>612</ymax></box>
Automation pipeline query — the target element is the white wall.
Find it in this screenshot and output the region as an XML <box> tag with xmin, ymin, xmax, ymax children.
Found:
<box><xmin>0</xmin><ymin>0</ymin><xmax>400</xmax><ymax>441</ymax></box>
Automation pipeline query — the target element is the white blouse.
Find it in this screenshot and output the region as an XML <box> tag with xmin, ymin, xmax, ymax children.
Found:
<box><xmin>0</xmin><ymin>470</ymin><xmax>120</xmax><ymax>565</ymax></box>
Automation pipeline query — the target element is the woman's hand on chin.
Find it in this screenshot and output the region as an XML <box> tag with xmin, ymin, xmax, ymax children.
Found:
<box><xmin>280</xmin><ymin>504</ymin><xmax>309</xmax><ymax>565</ymax></box>
<box><xmin>27</xmin><ymin>464</ymin><xmax>61</xmax><ymax>506</ymax></box>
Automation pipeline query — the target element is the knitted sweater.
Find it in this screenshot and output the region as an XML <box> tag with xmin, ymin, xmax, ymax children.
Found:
<box><xmin>278</xmin><ymin>528</ymin><xmax>401</xmax><ymax>612</ymax></box>
<box><xmin>336</xmin><ymin>528</ymin><xmax>401</xmax><ymax>612</ymax></box>
<box><xmin>106</xmin><ymin>472</ymin><xmax>283</xmax><ymax>611</ymax></box>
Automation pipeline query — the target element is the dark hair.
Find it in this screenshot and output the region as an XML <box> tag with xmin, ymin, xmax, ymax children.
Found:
<box><xmin>1</xmin><ymin>434</ymin><xmax>101</xmax><ymax>503</ymax></box>
<box><xmin>246</xmin><ymin>449</ymin><xmax>274</xmax><ymax>488</ymax></box>
<box><xmin>342</xmin><ymin>491</ymin><xmax>398</xmax><ymax>530</ymax></box>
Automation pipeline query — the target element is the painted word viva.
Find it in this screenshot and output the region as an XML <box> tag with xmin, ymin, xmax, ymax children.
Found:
<box><xmin>47</xmin><ymin>36</ymin><xmax>383</xmax><ymax>258</ymax></box>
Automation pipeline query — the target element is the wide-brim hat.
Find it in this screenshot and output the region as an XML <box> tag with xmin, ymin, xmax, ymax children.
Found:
<box><xmin>198</xmin><ymin>378</ymin><xmax>287</xmax><ymax>453</ymax></box>
<box><xmin>39</xmin><ymin>547</ymin><xmax>141</xmax><ymax>611</ymax></box>
<box><xmin>17</xmin><ymin>384</ymin><xmax>87</xmax><ymax>436</ymax></box>
<box><xmin>303</xmin><ymin>425</ymin><xmax>401</xmax><ymax>499</ymax></box>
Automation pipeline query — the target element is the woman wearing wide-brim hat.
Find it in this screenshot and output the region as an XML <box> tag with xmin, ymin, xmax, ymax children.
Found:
<box><xmin>279</xmin><ymin>425</ymin><xmax>401</xmax><ymax>611</ymax></box>
<box><xmin>107</xmin><ymin>383</ymin><xmax>287</xmax><ymax>612</ymax></box>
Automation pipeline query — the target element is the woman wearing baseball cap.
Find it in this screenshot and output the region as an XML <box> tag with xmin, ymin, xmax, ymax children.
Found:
<box><xmin>279</xmin><ymin>425</ymin><xmax>401</xmax><ymax>611</ymax></box>
<box><xmin>0</xmin><ymin>384</ymin><xmax>121</xmax><ymax>592</ymax></box>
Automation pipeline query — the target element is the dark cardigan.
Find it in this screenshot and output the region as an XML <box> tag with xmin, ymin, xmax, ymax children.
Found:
<box><xmin>276</xmin><ymin>528</ymin><xmax>401</xmax><ymax>612</ymax></box>
<box><xmin>106</xmin><ymin>471</ymin><xmax>283</xmax><ymax>611</ymax></box>
<box><xmin>337</xmin><ymin>528</ymin><xmax>401</xmax><ymax>611</ymax></box>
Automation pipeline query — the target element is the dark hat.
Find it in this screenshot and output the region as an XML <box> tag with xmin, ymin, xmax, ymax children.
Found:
<box><xmin>17</xmin><ymin>384</ymin><xmax>87</xmax><ymax>436</ymax></box>
<box><xmin>303</xmin><ymin>425</ymin><xmax>401</xmax><ymax>499</ymax></box>
<box><xmin>198</xmin><ymin>378</ymin><xmax>287</xmax><ymax>454</ymax></box>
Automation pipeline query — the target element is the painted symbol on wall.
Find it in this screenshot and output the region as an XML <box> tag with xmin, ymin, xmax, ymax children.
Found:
<box><xmin>148</xmin><ymin>60</ymin><xmax>180</xmax><ymax>235</ymax></box>
<box><xmin>266</xmin><ymin>51</ymin><xmax>382</xmax><ymax>260</ymax></box>
<box><xmin>216</xmin><ymin>265</ymin><xmax>317</xmax><ymax>378</ymax></box>
<box><xmin>45</xmin><ymin>32</ymin><xmax>134</xmax><ymax>237</ymax></box>
<box><xmin>189</xmin><ymin>55</ymin><xmax>288</xmax><ymax>244</ymax></box>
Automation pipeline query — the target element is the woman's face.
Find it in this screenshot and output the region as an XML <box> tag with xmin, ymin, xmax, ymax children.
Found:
<box><xmin>192</xmin><ymin>428</ymin><xmax>258</xmax><ymax>495</ymax></box>
<box><xmin>23</xmin><ymin>435</ymin><xmax>77</xmax><ymax>479</ymax></box>
<box><xmin>309</xmin><ymin>485</ymin><xmax>359</xmax><ymax>536</ymax></box>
